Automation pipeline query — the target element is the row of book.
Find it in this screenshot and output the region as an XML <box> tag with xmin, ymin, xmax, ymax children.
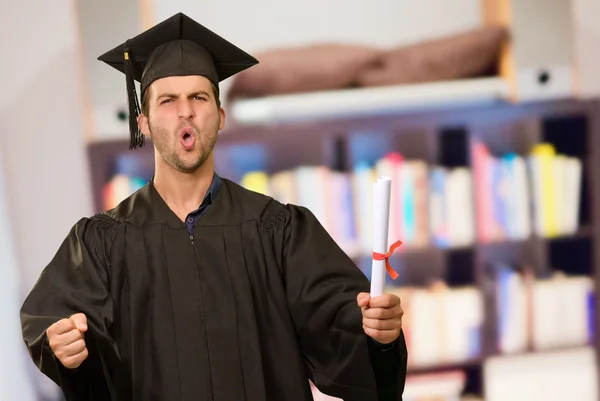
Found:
<box><xmin>101</xmin><ymin>142</ymin><xmax>583</xmax><ymax>255</ymax></box>
<box><xmin>472</xmin><ymin>141</ymin><xmax>583</xmax><ymax>243</ymax></box>
<box><xmin>494</xmin><ymin>266</ymin><xmax>594</xmax><ymax>353</ymax></box>
<box><xmin>103</xmin><ymin>173</ymin><xmax>147</xmax><ymax>211</ymax></box>
<box><xmin>102</xmin><ymin>152</ymin><xmax>152</xmax><ymax>211</ymax></box>
<box><xmin>239</xmin><ymin>157</ymin><xmax>468</xmax><ymax>255</ymax></box>
<box><xmin>386</xmin><ymin>270</ymin><xmax>594</xmax><ymax>369</ymax></box>
<box><xmin>389</xmin><ymin>284</ymin><xmax>484</xmax><ymax>368</ymax></box>
<box><xmin>239</xmin><ymin>142</ymin><xmax>582</xmax><ymax>255</ymax></box>
<box><xmin>312</xmin><ymin>270</ymin><xmax>594</xmax><ymax>401</ymax></box>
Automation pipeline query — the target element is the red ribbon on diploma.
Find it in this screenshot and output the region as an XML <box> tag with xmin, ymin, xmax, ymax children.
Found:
<box><xmin>372</xmin><ymin>240</ymin><xmax>402</xmax><ymax>280</ymax></box>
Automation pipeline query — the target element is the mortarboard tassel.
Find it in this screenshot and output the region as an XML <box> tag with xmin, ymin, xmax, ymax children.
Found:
<box><xmin>123</xmin><ymin>43</ymin><xmax>145</xmax><ymax>150</ymax></box>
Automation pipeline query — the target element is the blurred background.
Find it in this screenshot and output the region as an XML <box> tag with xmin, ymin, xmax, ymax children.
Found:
<box><xmin>1</xmin><ymin>0</ymin><xmax>600</xmax><ymax>400</ymax></box>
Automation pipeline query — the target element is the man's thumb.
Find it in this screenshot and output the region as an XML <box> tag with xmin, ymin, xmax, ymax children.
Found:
<box><xmin>357</xmin><ymin>292</ymin><xmax>370</xmax><ymax>308</ymax></box>
<box><xmin>69</xmin><ymin>313</ymin><xmax>88</xmax><ymax>332</ymax></box>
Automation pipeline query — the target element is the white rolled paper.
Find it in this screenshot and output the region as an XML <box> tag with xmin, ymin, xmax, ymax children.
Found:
<box><xmin>370</xmin><ymin>176</ymin><xmax>392</xmax><ymax>297</ymax></box>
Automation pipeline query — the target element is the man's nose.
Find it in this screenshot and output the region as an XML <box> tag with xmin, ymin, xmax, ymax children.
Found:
<box><xmin>178</xmin><ymin>99</ymin><xmax>195</xmax><ymax>119</ymax></box>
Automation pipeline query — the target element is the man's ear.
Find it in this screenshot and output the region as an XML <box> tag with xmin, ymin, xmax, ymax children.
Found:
<box><xmin>138</xmin><ymin>113</ymin><xmax>149</xmax><ymax>136</ymax></box>
<box><xmin>218</xmin><ymin>106</ymin><xmax>226</xmax><ymax>131</ymax></box>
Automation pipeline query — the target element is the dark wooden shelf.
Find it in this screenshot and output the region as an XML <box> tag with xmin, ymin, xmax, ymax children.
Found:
<box><xmin>406</xmin><ymin>343</ymin><xmax>594</xmax><ymax>375</ymax></box>
<box><xmin>408</xmin><ymin>356</ymin><xmax>484</xmax><ymax>375</ymax></box>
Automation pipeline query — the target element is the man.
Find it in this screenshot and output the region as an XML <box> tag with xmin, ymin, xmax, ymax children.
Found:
<box><xmin>20</xmin><ymin>12</ymin><xmax>408</xmax><ymax>401</ymax></box>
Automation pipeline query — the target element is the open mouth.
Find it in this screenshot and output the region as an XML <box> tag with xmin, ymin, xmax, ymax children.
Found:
<box><xmin>179</xmin><ymin>127</ymin><xmax>196</xmax><ymax>149</ymax></box>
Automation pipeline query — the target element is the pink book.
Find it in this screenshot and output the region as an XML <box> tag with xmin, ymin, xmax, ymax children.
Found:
<box><xmin>471</xmin><ymin>141</ymin><xmax>494</xmax><ymax>243</ymax></box>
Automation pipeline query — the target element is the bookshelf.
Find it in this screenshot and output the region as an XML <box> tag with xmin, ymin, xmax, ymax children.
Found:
<box><xmin>87</xmin><ymin>93</ymin><xmax>600</xmax><ymax>399</ymax></box>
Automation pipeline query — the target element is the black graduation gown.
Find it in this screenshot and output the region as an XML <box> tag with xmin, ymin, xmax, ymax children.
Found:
<box><xmin>20</xmin><ymin>178</ymin><xmax>408</xmax><ymax>401</ymax></box>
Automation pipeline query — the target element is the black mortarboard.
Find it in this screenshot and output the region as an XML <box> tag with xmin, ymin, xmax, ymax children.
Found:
<box><xmin>97</xmin><ymin>12</ymin><xmax>259</xmax><ymax>149</ymax></box>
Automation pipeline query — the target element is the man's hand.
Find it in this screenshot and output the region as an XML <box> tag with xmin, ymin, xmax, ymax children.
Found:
<box><xmin>47</xmin><ymin>313</ymin><xmax>89</xmax><ymax>369</ymax></box>
<box><xmin>357</xmin><ymin>292</ymin><xmax>403</xmax><ymax>345</ymax></box>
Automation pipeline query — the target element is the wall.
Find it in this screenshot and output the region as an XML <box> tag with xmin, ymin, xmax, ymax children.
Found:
<box><xmin>154</xmin><ymin>0</ymin><xmax>483</xmax><ymax>97</ymax></box>
<box><xmin>152</xmin><ymin>0</ymin><xmax>483</xmax><ymax>51</ymax></box>
<box><xmin>0</xmin><ymin>138</ymin><xmax>36</xmax><ymax>401</ymax></box>
<box><xmin>76</xmin><ymin>0</ymin><xmax>143</xmax><ymax>140</ymax></box>
<box><xmin>0</xmin><ymin>0</ymin><xmax>93</xmax><ymax>304</ymax></box>
<box><xmin>0</xmin><ymin>1</ymin><xmax>94</xmax><ymax>397</ymax></box>
<box><xmin>572</xmin><ymin>0</ymin><xmax>600</xmax><ymax>98</ymax></box>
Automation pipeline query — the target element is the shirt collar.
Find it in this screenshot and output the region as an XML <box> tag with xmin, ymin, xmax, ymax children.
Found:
<box><xmin>202</xmin><ymin>173</ymin><xmax>223</xmax><ymax>207</ymax></box>
<box><xmin>148</xmin><ymin>172</ymin><xmax>223</xmax><ymax>207</ymax></box>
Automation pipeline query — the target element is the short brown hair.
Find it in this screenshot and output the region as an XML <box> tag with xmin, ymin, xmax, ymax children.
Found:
<box><xmin>141</xmin><ymin>81</ymin><xmax>221</xmax><ymax>117</ymax></box>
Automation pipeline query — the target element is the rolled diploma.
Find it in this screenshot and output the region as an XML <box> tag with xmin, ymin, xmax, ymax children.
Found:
<box><xmin>370</xmin><ymin>176</ymin><xmax>392</xmax><ymax>297</ymax></box>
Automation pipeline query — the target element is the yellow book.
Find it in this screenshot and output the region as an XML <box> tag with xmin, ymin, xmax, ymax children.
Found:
<box><xmin>241</xmin><ymin>171</ymin><xmax>270</xmax><ymax>196</ymax></box>
<box><xmin>531</xmin><ymin>143</ymin><xmax>557</xmax><ymax>237</ymax></box>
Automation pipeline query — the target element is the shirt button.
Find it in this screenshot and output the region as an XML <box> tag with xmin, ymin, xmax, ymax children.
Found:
<box><xmin>187</xmin><ymin>217</ymin><xmax>194</xmax><ymax>223</ymax></box>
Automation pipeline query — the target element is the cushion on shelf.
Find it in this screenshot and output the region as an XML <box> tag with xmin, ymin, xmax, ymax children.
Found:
<box><xmin>226</xmin><ymin>43</ymin><xmax>383</xmax><ymax>100</ymax></box>
<box><xmin>355</xmin><ymin>25</ymin><xmax>509</xmax><ymax>87</ymax></box>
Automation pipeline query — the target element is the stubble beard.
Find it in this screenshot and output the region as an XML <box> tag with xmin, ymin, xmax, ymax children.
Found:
<box><xmin>149</xmin><ymin>119</ymin><xmax>219</xmax><ymax>174</ymax></box>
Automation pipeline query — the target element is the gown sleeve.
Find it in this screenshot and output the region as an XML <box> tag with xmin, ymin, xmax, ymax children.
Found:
<box><xmin>265</xmin><ymin>201</ymin><xmax>408</xmax><ymax>401</ymax></box>
<box><xmin>20</xmin><ymin>215</ymin><xmax>121</xmax><ymax>401</ymax></box>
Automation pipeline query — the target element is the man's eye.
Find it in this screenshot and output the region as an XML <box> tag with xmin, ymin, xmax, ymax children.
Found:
<box><xmin>161</xmin><ymin>99</ymin><xmax>172</xmax><ymax>104</ymax></box>
<box><xmin>193</xmin><ymin>96</ymin><xmax>206</xmax><ymax>101</ymax></box>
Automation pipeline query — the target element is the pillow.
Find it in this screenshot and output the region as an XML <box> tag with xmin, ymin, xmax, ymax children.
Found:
<box><xmin>356</xmin><ymin>25</ymin><xmax>509</xmax><ymax>87</ymax></box>
<box><xmin>226</xmin><ymin>43</ymin><xmax>383</xmax><ymax>100</ymax></box>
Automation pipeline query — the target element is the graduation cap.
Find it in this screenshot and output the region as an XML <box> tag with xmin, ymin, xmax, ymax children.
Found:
<box><xmin>97</xmin><ymin>12</ymin><xmax>259</xmax><ymax>149</ymax></box>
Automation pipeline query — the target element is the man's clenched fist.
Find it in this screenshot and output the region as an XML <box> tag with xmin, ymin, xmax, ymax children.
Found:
<box><xmin>47</xmin><ymin>313</ymin><xmax>89</xmax><ymax>369</ymax></box>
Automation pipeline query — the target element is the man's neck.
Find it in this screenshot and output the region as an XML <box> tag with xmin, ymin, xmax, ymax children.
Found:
<box><xmin>153</xmin><ymin>156</ymin><xmax>215</xmax><ymax>222</ymax></box>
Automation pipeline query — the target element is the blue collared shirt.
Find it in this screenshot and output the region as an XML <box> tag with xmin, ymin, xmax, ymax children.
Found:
<box><xmin>183</xmin><ymin>173</ymin><xmax>223</xmax><ymax>238</ymax></box>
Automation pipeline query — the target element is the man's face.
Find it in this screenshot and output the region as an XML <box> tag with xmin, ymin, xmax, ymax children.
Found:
<box><xmin>139</xmin><ymin>75</ymin><xmax>225</xmax><ymax>173</ymax></box>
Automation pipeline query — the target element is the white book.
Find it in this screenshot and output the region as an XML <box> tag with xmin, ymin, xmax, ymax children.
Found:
<box><xmin>527</xmin><ymin>155</ymin><xmax>546</xmax><ymax>236</ymax></box>
<box><xmin>428</xmin><ymin>166</ymin><xmax>447</xmax><ymax>247</ymax></box>
<box><xmin>512</xmin><ymin>156</ymin><xmax>532</xmax><ymax>240</ymax></box>
<box><xmin>553</xmin><ymin>155</ymin><xmax>567</xmax><ymax>234</ymax></box>
<box><xmin>410</xmin><ymin>160</ymin><xmax>430</xmax><ymax>248</ymax></box>
<box><xmin>498</xmin><ymin>269</ymin><xmax>528</xmax><ymax>354</ymax></box>
<box><xmin>446</xmin><ymin>168</ymin><xmax>475</xmax><ymax>247</ymax></box>
<box><xmin>558</xmin><ymin>275</ymin><xmax>593</xmax><ymax>347</ymax></box>
<box><xmin>295</xmin><ymin>166</ymin><xmax>330</xmax><ymax>231</ymax></box>
<box><xmin>443</xmin><ymin>287</ymin><xmax>483</xmax><ymax>362</ymax></box>
<box><xmin>269</xmin><ymin>170</ymin><xmax>297</xmax><ymax>205</ymax></box>
<box><xmin>352</xmin><ymin>165</ymin><xmax>375</xmax><ymax>255</ymax></box>
<box><xmin>409</xmin><ymin>289</ymin><xmax>443</xmax><ymax>366</ymax></box>
<box><xmin>399</xmin><ymin>162</ymin><xmax>416</xmax><ymax>245</ymax></box>
<box><xmin>564</xmin><ymin>157</ymin><xmax>583</xmax><ymax>234</ymax></box>
<box><xmin>532</xmin><ymin>278</ymin><xmax>561</xmax><ymax>350</ymax></box>
<box><xmin>331</xmin><ymin>172</ymin><xmax>360</xmax><ymax>258</ymax></box>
